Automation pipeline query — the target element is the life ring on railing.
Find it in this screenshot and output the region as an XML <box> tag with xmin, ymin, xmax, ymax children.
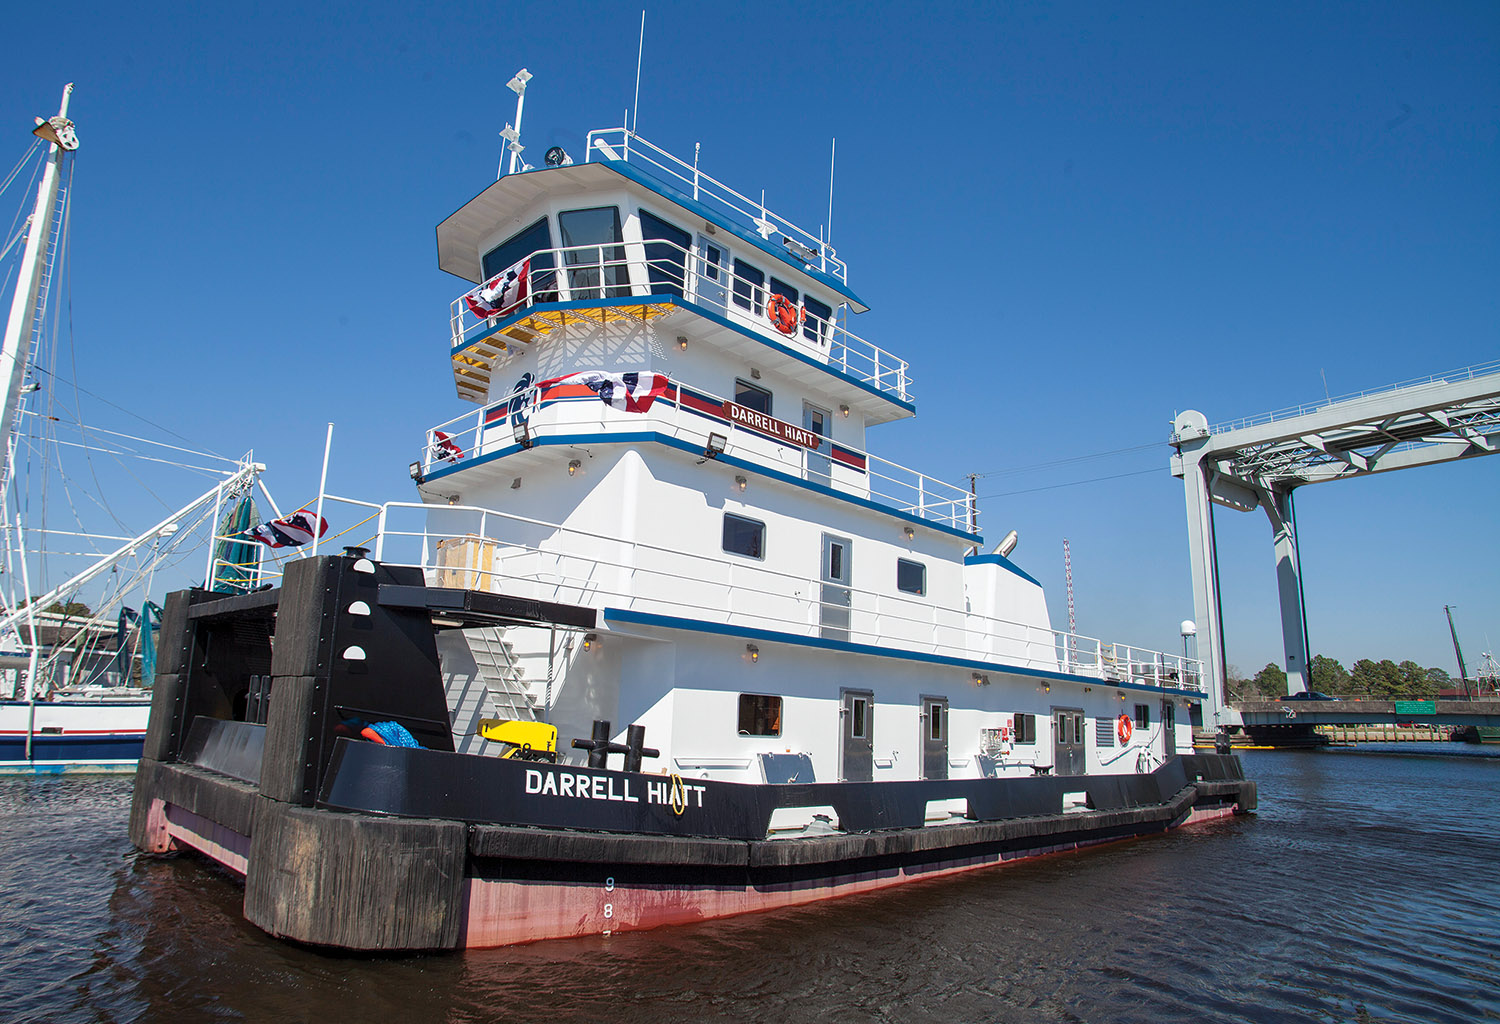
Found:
<box><xmin>767</xmin><ymin>293</ymin><xmax>802</xmax><ymax>335</ymax></box>
<box><xmin>1117</xmin><ymin>714</ymin><xmax>1134</xmax><ymax>744</ymax></box>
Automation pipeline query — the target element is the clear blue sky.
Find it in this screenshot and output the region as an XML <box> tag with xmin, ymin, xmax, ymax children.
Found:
<box><xmin>2</xmin><ymin>1</ymin><xmax>1496</xmax><ymax>676</ymax></box>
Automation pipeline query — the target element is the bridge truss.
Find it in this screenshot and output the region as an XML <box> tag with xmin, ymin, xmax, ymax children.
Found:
<box><xmin>1170</xmin><ymin>361</ymin><xmax>1500</xmax><ymax>727</ymax></box>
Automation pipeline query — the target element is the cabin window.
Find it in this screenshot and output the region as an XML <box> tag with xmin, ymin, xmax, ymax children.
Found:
<box><xmin>1014</xmin><ymin>713</ymin><xmax>1036</xmax><ymax>744</ymax></box>
<box><xmin>558</xmin><ymin>206</ymin><xmax>628</xmax><ymax>299</ymax></box>
<box><xmin>722</xmin><ymin>513</ymin><xmax>765</xmax><ymax>560</ymax></box>
<box><xmin>896</xmin><ymin>559</ymin><xmax>926</xmax><ymax>596</ymax></box>
<box><xmin>768</xmin><ymin>277</ymin><xmax>799</xmax><ymax>311</ymax></box>
<box><xmin>1135</xmin><ymin>704</ymin><xmax>1151</xmax><ymax>729</ymax></box>
<box><xmin>803</xmin><ymin>295</ymin><xmax>832</xmax><ymax>345</ymax></box>
<box><xmin>639</xmin><ymin>210</ymin><xmax>691</xmax><ymax>298</ymax></box>
<box><xmin>1164</xmin><ymin>703</ymin><xmax>1176</xmax><ymax>730</ymax></box>
<box><xmin>482</xmin><ymin>217</ymin><xmax>557</xmax><ymax>298</ymax></box>
<box><xmin>734</xmin><ymin>379</ymin><xmax>772</xmax><ymax>416</ymax></box>
<box><xmin>732</xmin><ymin>259</ymin><xmax>764</xmax><ymax>315</ymax></box>
<box><xmin>738</xmin><ymin>694</ymin><xmax>782</xmax><ymax>736</ymax></box>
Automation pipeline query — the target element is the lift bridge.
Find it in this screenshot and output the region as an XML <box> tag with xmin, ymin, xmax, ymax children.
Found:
<box><xmin>1170</xmin><ymin>360</ymin><xmax>1500</xmax><ymax>730</ymax></box>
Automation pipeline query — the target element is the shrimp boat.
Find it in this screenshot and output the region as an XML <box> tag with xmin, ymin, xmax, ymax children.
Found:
<box><xmin>130</xmin><ymin>75</ymin><xmax>1254</xmax><ymax>949</ymax></box>
<box><xmin>0</xmin><ymin>87</ymin><xmax>264</xmax><ymax>772</ymax></box>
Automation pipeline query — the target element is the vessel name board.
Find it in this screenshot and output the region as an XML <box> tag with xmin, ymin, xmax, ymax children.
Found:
<box><xmin>723</xmin><ymin>401</ymin><xmax>822</xmax><ymax>448</ymax></box>
<box><xmin>524</xmin><ymin>767</ymin><xmax>707</xmax><ymax>808</ymax></box>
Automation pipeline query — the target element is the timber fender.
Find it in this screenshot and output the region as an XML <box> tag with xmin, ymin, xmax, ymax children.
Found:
<box><xmin>243</xmin><ymin>798</ymin><xmax>467</xmax><ymax>951</ymax></box>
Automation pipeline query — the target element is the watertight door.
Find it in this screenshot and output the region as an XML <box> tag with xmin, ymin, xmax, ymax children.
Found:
<box><xmin>694</xmin><ymin>235</ymin><xmax>727</xmax><ymax>308</ymax></box>
<box><xmin>803</xmin><ymin>402</ymin><xmax>831</xmax><ymax>483</ymax></box>
<box><xmin>840</xmin><ymin>688</ymin><xmax>874</xmax><ymax>782</ymax></box>
<box><xmin>1052</xmin><ymin>707</ymin><xmax>1085</xmax><ymax>775</ymax></box>
<box><xmin>920</xmin><ymin>696</ymin><xmax>949</xmax><ymax>780</ymax></box>
<box><xmin>819</xmin><ymin>533</ymin><xmax>853</xmax><ymax>641</ymax></box>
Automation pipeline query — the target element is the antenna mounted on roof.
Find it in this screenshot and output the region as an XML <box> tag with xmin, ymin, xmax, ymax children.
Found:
<box><xmin>499</xmin><ymin>68</ymin><xmax>532</xmax><ymax>179</ymax></box>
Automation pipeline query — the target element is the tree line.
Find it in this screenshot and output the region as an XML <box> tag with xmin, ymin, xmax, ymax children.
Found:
<box><xmin>1228</xmin><ymin>655</ymin><xmax>1455</xmax><ymax>701</ymax></box>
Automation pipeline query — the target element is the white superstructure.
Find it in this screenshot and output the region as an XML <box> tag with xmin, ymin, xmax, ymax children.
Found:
<box><xmin>358</xmin><ymin>122</ymin><xmax>1205</xmax><ymax>788</ymax></box>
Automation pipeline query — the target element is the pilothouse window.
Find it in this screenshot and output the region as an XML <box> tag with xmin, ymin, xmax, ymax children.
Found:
<box><xmin>639</xmin><ymin>210</ymin><xmax>691</xmax><ymax>298</ymax></box>
<box><xmin>482</xmin><ymin>217</ymin><xmax>556</xmax><ymax>298</ymax></box>
<box><xmin>803</xmin><ymin>296</ymin><xmax>832</xmax><ymax>345</ymax></box>
<box><xmin>559</xmin><ymin>206</ymin><xmax>628</xmax><ymax>298</ymax></box>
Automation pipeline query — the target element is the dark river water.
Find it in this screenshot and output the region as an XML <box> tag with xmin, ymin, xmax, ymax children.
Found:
<box><xmin>2</xmin><ymin>747</ymin><xmax>1497</xmax><ymax>1024</ymax></box>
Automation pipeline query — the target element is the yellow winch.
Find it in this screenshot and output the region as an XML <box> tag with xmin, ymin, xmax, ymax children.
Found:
<box><xmin>476</xmin><ymin>719</ymin><xmax>558</xmax><ymax>762</ymax></box>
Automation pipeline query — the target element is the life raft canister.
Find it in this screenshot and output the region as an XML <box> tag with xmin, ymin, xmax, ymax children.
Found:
<box><xmin>1117</xmin><ymin>714</ymin><xmax>1133</xmax><ymax>744</ymax></box>
<box><xmin>767</xmin><ymin>293</ymin><xmax>802</xmax><ymax>335</ymax></box>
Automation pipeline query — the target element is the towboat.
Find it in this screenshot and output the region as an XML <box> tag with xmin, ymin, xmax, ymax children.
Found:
<box><xmin>130</xmin><ymin>90</ymin><xmax>1254</xmax><ymax>950</ymax></box>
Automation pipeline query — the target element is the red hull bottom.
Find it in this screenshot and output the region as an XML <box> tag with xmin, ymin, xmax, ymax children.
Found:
<box><xmin>459</xmin><ymin>803</ymin><xmax>1240</xmax><ymax>948</ymax></box>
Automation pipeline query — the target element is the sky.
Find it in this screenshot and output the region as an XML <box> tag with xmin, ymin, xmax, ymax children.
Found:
<box><xmin>1</xmin><ymin>1</ymin><xmax>1496</xmax><ymax>677</ymax></box>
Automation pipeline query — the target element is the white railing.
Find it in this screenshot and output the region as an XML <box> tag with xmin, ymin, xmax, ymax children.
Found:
<box><xmin>303</xmin><ymin>498</ymin><xmax>1200</xmax><ymax>691</ymax></box>
<box><xmin>421</xmin><ymin>373</ymin><xmax>973</xmax><ymax>532</ymax></box>
<box><xmin>583</xmin><ymin>126</ymin><xmax>847</xmax><ymax>283</ymax></box>
<box><xmin>448</xmin><ymin>238</ymin><xmax>912</xmax><ymax>404</ymax></box>
<box><xmin>1206</xmin><ymin>358</ymin><xmax>1500</xmax><ymax>436</ymax></box>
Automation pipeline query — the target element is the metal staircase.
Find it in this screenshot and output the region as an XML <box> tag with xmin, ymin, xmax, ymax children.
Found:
<box><xmin>465</xmin><ymin>625</ymin><xmax>535</xmax><ymax>721</ymax></box>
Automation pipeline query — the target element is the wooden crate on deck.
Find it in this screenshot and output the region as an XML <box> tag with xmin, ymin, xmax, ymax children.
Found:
<box><xmin>435</xmin><ymin>535</ymin><xmax>501</xmax><ymax>592</ymax></box>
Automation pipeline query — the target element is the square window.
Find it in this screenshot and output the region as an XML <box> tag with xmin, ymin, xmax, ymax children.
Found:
<box><xmin>803</xmin><ymin>296</ymin><xmax>832</xmax><ymax>345</ymax></box>
<box><xmin>735</xmin><ymin>378</ymin><xmax>772</xmax><ymax>415</ymax></box>
<box><xmin>738</xmin><ymin>694</ymin><xmax>782</xmax><ymax>736</ymax></box>
<box><xmin>722</xmin><ymin>513</ymin><xmax>765</xmax><ymax>559</ymax></box>
<box><xmin>732</xmin><ymin>259</ymin><xmax>764</xmax><ymax>314</ymax></box>
<box><xmin>1135</xmin><ymin>704</ymin><xmax>1150</xmax><ymax>729</ymax></box>
<box><xmin>896</xmin><ymin>559</ymin><xmax>926</xmax><ymax>596</ymax></box>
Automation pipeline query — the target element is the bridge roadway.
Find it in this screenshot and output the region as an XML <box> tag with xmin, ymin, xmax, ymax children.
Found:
<box><xmin>1233</xmin><ymin>699</ymin><xmax>1500</xmax><ymax>728</ymax></box>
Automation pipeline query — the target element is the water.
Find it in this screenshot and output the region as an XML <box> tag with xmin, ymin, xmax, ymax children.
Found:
<box><xmin>2</xmin><ymin>748</ymin><xmax>1497</xmax><ymax>1024</ymax></box>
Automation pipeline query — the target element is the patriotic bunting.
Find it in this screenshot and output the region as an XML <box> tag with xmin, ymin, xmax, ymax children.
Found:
<box><xmin>244</xmin><ymin>508</ymin><xmax>329</xmax><ymax>548</ymax></box>
<box><xmin>430</xmin><ymin>429</ymin><xmax>464</xmax><ymax>463</ymax></box>
<box><xmin>540</xmin><ymin>370</ymin><xmax>669</xmax><ymax>414</ymax></box>
<box><xmin>464</xmin><ymin>258</ymin><xmax>529</xmax><ymax>319</ymax></box>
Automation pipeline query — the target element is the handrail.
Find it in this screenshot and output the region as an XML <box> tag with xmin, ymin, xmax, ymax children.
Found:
<box><xmin>583</xmin><ymin>126</ymin><xmax>847</xmax><ymax>283</ymax></box>
<box><xmin>449</xmin><ymin>237</ymin><xmax>911</xmax><ymax>404</ymax></box>
<box><xmin>421</xmin><ymin>372</ymin><xmax>972</xmax><ymax>531</ymax></box>
<box><xmin>308</xmin><ymin>496</ymin><xmax>1203</xmax><ymax>691</ymax></box>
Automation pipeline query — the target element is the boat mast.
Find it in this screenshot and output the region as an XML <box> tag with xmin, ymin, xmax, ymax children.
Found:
<box><xmin>1445</xmin><ymin>604</ymin><xmax>1471</xmax><ymax>700</ymax></box>
<box><xmin>0</xmin><ymin>84</ymin><xmax>77</xmax><ymax>488</ymax></box>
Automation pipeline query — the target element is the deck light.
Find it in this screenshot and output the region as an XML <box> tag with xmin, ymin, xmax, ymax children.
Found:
<box><xmin>703</xmin><ymin>433</ymin><xmax>727</xmax><ymax>460</ymax></box>
<box><xmin>839</xmin><ymin>405</ymin><xmax>850</xmax><ymax>418</ymax></box>
<box><xmin>735</xmin><ymin>475</ymin><xmax>747</xmax><ymax>492</ymax></box>
<box><xmin>972</xmin><ymin>673</ymin><xmax>989</xmax><ymax>686</ymax></box>
<box><xmin>512</xmin><ymin>419</ymin><xmax>533</xmax><ymax>449</ymax></box>
<box><xmin>903</xmin><ymin>526</ymin><xmax>915</xmax><ymax>540</ymax></box>
<box><xmin>545</xmin><ymin>146</ymin><xmax>573</xmax><ymax>167</ymax></box>
<box><xmin>677</xmin><ymin>336</ymin><xmax>688</xmax><ymax>351</ymax></box>
<box><xmin>408</xmin><ymin>461</ymin><xmax>423</xmax><ymax>482</ymax></box>
<box><xmin>568</xmin><ymin>459</ymin><xmax>581</xmax><ymax>476</ymax></box>
<box><xmin>582</xmin><ymin>632</ymin><xmax>597</xmax><ymax>651</ymax></box>
<box><xmin>746</xmin><ymin>644</ymin><xmax>759</xmax><ymax>662</ymax></box>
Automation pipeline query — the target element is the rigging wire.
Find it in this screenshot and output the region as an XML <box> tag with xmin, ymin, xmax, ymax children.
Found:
<box><xmin>971</xmin><ymin>440</ymin><xmax>1163</xmax><ymax>479</ymax></box>
<box><xmin>977</xmin><ymin>467</ymin><xmax>1161</xmax><ymax>501</ymax></box>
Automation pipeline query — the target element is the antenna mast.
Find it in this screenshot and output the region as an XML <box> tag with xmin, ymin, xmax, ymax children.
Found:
<box><xmin>1063</xmin><ymin>539</ymin><xmax>1077</xmax><ymax>669</ymax></box>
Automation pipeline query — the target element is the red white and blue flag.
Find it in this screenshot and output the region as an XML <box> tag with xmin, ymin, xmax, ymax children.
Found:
<box><xmin>429</xmin><ymin>430</ymin><xmax>464</xmax><ymax>463</ymax></box>
<box><xmin>464</xmin><ymin>258</ymin><xmax>529</xmax><ymax>319</ymax></box>
<box><xmin>244</xmin><ymin>509</ymin><xmax>329</xmax><ymax>548</ymax></box>
<box><xmin>541</xmin><ymin>371</ymin><xmax>669</xmax><ymax>413</ymax></box>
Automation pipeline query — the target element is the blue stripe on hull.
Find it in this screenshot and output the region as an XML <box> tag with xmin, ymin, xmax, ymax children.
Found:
<box><xmin>0</xmin><ymin>733</ymin><xmax>145</xmax><ymax>762</ymax></box>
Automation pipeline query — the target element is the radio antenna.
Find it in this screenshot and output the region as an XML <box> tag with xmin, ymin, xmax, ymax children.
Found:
<box><xmin>632</xmin><ymin>10</ymin><xmax>646</xmax><ymax>133</ymax></box>
<box><xmin>827</xmin><ymin>137</ymin><xmax>837</xmax><ymax>247</ymax></box>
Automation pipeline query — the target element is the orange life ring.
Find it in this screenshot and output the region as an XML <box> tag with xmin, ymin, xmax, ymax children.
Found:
<box><xmin>767</xmin><ymin>293</ymin><xmax>802</xmax><ymax>335</ymax></box>
<box><xmin>1117</xmin><ymin>714</ymin><xmax>1133</xmax><ymax>744</ymax></box>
